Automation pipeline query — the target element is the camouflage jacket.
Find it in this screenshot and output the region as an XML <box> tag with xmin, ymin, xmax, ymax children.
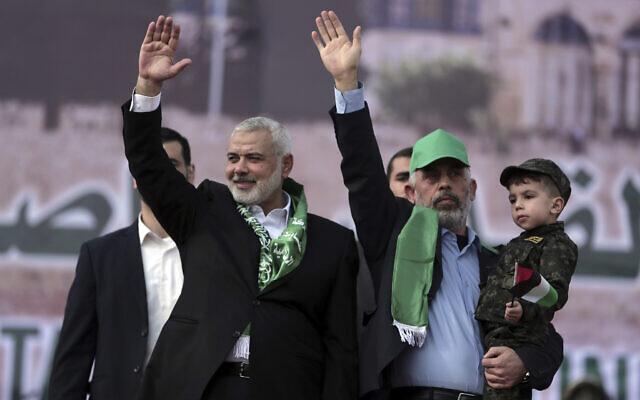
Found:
<box><xmin>475</xmin><ymin>222</ymin><xmax>578</xmax><ymax>347</ymax></box>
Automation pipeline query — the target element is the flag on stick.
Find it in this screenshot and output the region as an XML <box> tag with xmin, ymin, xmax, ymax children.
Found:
<box><xmin>510</xmin><ymin>261</ymin><xmax>558</xmax><ymax>308</ymax></box>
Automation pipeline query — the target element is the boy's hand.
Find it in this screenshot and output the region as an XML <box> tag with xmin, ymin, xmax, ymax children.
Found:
<box><xmin>505</xmin><ymin>300</ymin><xmax>523</xmax><ymax>323</ymax></box>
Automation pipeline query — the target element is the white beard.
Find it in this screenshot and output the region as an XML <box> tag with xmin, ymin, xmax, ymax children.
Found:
<box><xmin>228</xmin><ymin>162</ymin><xmax>283</xmax><ymax>206</ymax></box>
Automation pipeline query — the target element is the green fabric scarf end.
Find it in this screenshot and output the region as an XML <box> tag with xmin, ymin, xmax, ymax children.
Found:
<box><xmin>391</xmin><ymin>206</ymin><xmax>439</xmax><ymax>345</ymax></box>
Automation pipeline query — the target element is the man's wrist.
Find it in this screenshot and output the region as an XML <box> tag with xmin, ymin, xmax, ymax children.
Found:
<box><xmin>135</xmin><ymin>76</ymin><xmax>162</xmax><ymax>97</ymax></box>
<box><xmin>334</xmin><ymin>71</ymin><xmax>359</xmax><ymax>93</ymax></box>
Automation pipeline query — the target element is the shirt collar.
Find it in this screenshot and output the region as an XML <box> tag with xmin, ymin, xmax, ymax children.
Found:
<box><xmin>137</xmin><ymin>213</ymin><xmax>172</xmax><ymax>245</ymax></box>
<box><xmin>441</xmin><ymin>225</ymin><xmax>481</xmax><ymax>251</ymax></box>
<box><xmin>247</xmin><ymin>190</ymin><xmax>292</xmax><ymax>221</ymax></box>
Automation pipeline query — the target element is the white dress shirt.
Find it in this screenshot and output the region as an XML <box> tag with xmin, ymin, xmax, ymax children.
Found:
<box><xmin>138</xmin><ymin>214</ymin><xmax>184</xmax><ymax>366</ymax></box>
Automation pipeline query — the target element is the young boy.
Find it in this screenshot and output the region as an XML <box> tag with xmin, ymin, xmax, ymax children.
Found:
<box><xmin>475</xmin><ymin>158</ymin><xmax>578</xmax><ymax>400</ymax></box>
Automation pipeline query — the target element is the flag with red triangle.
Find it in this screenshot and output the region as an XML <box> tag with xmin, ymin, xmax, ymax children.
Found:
<box><xmin>509</xmin><ymin>261</ymin><xmax>558</xmax><ymax>308</ymax></box>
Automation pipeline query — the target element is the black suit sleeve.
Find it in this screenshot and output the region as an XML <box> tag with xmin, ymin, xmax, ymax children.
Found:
<box><xmin>48</xmin><ymin>243</ymin><xmax>97</xmax><ymax>400</ymax></box>
<box><xmin>515</xmin><ymin>323</ymin><xmax>564</xmax><ymax>390</ymax></box>
<box><xmin>330</xmin><ymin>105</ymin><xmax>409</xmax><ymax>270</ymax></box>
<box><xmin>121</xmin><ymin>101</ymin><xmax>199</xmax><ymax>244</ymax></box>
<box><xmin>322</xmin><ymin>232</ymin><xmax>359</xmax><ymax>400</ymax></box>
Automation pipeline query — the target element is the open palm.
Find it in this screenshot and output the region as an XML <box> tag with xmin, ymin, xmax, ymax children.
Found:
<box><xmin>312</xmin><ymin>11</ymin><xmax>361</xmax><ymax>85</ymax></box>
<box><xmin>139</xmin><ymin>16</ymin><xmax>192</xmax><ymax>84</ymax></box>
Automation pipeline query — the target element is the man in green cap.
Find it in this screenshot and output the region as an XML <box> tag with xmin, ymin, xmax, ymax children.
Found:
<box><xmin>312</xmin><ymin>10</ymin><xmax>564</xmax><ymax>400</ymax></box>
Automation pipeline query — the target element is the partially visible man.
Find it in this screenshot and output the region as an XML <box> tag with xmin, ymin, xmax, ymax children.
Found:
<box><xmin>49</xmin><ymin>128</ymin><xmax>195</xmax><ymax>400</ymax></box>
<box><xmin>312</xmin><ymin>10</ymin><xmax>563</xmax><ymax>400</ymax></box>
<box><xmin>122</xmin><ymin>15</ymin><xmax>358</xmax><ymax>400</ymax></box>
<box><xmin>387</xmin><ymin>147</ymin><xmax>412</xmax><ymax>198</ymax></box>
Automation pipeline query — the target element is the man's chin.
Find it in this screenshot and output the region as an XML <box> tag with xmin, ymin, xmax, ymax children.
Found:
<box><xmin>229</xmin><ymin>186</ymin><xmax>259</xmax><ymax>204</ymax></box>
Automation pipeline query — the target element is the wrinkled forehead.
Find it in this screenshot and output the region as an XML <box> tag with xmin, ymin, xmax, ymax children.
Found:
<box><xmin>228</xmin><ymin>129</ymin><xmax>275</xmax><ymax>154</ymax></box>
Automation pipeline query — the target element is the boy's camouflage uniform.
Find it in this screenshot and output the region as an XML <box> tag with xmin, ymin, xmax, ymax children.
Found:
<box><xmin>475</xmin><ymin>222</ymin><xmax>577</xmax><ymax>399</ymax></box>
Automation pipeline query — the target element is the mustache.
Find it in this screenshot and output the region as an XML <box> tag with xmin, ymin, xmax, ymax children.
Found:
<box><xmin>232</xmin><ymin>174</ymin><xmax>256</xmax><ymax>183</ymax></box>
<box><xmin>432</xmin><ymin>191</ymin><xmax>461</xmax><ymax>206</ymax></box>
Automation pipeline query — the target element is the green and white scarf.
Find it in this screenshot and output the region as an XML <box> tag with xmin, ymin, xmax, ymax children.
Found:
<box><xmin>236</xmin><ymin>178</ymin><xmax>308</xmax><ymax>290</ymax></box>
<box><xmin>391</xmin><ymin>205</ymin><xmax>439</xmax><ymax>347</ymax></box>
<box><xmin>234</xmin><ymin>178</ymin><xmax>308</xmax><ymax>358</ymax></box>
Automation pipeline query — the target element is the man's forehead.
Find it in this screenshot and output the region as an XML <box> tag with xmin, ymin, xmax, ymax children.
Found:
<box><xmin>391</xmin><ymin>156</ymin><xmax>410</xmax><ymax>173</ymax></box>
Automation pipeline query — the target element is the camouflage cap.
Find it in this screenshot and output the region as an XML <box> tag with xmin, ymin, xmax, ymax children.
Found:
<box><xmin>500</xmin><ymin>158</ymin><xmax>571</xmax><ymax>203</ymax></box>
<box><xmin>410</xmin><ymin>129</ymin><xmax>470</xmax><ymax>174</ymax></box>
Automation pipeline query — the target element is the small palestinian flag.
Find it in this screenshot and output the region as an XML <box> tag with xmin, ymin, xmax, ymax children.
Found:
<box><xmin>510</xmin><ymin>261</ymin><xmax>558</xmax><ymax>308</ymax></box>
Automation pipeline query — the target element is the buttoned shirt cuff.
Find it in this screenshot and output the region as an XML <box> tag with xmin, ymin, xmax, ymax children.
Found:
<box><xmin>130</xmin><ymin>87</ymin><xmax>162</xmax><ymax>112</ymax></box>
<box><xmin>334</xmin><ymin>82</ymin><xmax>365</xmax><ymax>114</ymax></box>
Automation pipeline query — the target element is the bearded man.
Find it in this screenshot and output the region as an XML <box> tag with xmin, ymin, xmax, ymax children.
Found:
<box><xmin>121</xmin><ymin>15</ymin><xmax>358</xmax><ymax>400</ymax></box>
<box><xmin>312</xmin><ymin>10</ymin><xmax>563</xmax><ymax>400</ymax></box>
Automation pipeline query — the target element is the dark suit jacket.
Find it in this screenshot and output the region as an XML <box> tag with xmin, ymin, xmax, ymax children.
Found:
<box><xmin>329</xmin><ymin>105</ymin><xmax>564</xmax><ymax>399</ymax></box>
<box><xmin>49</xmin><ymin>222</ymin><xmax>150</xmax><ymax>400</ymax></box>
<box><xmin>121</xmin><ymin>102</ymin><xmax>359</xmax><ymax>400</ymax></box>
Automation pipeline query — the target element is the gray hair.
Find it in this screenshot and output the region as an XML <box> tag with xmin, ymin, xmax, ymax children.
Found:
<box><xmin>232</xmin><ymin>117</ymin><xmax>291</xmax><ymax>158</ymax></box>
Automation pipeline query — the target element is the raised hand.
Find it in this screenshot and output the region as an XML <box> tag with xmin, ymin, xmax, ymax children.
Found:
<box><xmin>311</xmin><ymin>10</ymin><xmax>361</xmax><ymax>93</ymax></box>
<box><xmin>137</xmin><ymin>15</ymin><xmax>192</xmax><ymax>96</ymax></box>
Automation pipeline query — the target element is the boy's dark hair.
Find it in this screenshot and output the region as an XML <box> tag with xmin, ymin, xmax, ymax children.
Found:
<box><xmin>506</xmin><ymin>171</ymin><xmax>562</xmax><ymax>200</ymax></box>
<box><xmin>160</xmin><ymin>127</ymin><xmax>191</xmax><ymax>166</ymax></box>
<box><xmin>386</xmin><ymin>147</ymin><xmax>413</xmax><ymax>178</ymax></box>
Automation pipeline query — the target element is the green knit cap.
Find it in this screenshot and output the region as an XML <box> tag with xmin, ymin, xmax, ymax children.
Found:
<box><xmin>410</xmin><ymin>129</ymin><xmax>470</xmax><ymax>174</ymax></box>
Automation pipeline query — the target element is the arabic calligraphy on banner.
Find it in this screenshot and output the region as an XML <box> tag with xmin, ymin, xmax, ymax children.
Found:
<box><xmin>0</xmin><ymin>169</ymin><xmax>137</xmax><ymax>266</ymax></box>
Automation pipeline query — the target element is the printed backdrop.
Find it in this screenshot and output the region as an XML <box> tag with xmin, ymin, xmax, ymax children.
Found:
<box><xmin>1</xmin><ymin>0</ymin><xmax>639</xmax><ymax>399</ymax></box>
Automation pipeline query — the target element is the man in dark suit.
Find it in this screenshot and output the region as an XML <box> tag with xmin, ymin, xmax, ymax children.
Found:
<box><xmin>121</xmin><ymin>15</ymin><xmax>358</xmax><ymax>400</ymax></box>
<box><xmin>312</xmin><ymin>11</ymin><xmax>564</xmax><ymax>399</ymax></box>
<box><xmin>48</xmin><ymin>128</ymin><xmax>196</xmax><ymax>399</ymax></box>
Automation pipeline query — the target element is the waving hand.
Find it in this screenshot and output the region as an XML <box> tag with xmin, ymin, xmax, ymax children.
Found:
<box><xmin>311</xmin><ymin>11</ymin><xmax>361</xmax><ymax>93</ymax></box>
<box><xmin>136</xmin><ymin>15</ymin><xmax>192</xmax><ymax>96</ymax></box>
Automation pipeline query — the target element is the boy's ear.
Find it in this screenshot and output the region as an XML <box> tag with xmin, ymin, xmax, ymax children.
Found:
<box><xmin>551</xmin><ymin>196</ymin><xmax>565</xmax><ymax>216</ymax></box>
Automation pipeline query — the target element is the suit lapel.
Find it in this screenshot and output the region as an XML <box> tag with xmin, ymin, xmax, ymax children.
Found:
<box><xmin>236</xmin><ymin>217</ymin><xmax>261</xmax><ymax>295</ymax></box>
<box><xmin>258</xmin><ymin>257</ymin><xmax>304</xmax><ymax>295</ymax></box>
<box><xmin>217</xmin><ymin>187</ymin><xmax>261</xmax><ymax>296</ymax></box>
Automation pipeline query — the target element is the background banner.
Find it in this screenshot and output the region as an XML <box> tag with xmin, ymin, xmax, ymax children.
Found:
<box><xmin>1</xmin><ymin>0</ymin><xmax>639</xmax><ymax>398</ymax></box>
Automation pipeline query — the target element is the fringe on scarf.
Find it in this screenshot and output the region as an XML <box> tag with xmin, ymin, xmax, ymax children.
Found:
<box><xmin>392</xmin><ymin>320</ymin><xmax>426</xmax><ymax>347</ymax></box>
<box><xmin>232</xmin><ymin>335</ymin><xmax>251</xmax><ymax>360</ymax></box>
